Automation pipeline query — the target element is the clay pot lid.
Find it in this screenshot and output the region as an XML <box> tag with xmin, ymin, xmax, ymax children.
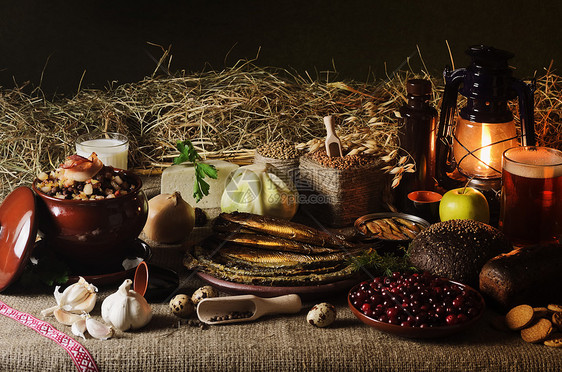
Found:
<box><xmin>0</xmin><ymin>187</ymin><xmax>38</xmax><ymax>292</ymax></box>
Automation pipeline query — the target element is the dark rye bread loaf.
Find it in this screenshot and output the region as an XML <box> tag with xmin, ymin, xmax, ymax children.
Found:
<box><xmin>408</xmin><ymin>219</ymin><xmax>512</xmax><ymax>286</ymax></box>
<box><xmin>479</xmin><ymin>244</ymin><xmax>562</xmax><ymax>310</ymax></box>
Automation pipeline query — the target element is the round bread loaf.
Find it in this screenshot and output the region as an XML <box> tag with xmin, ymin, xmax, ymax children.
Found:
<box><xmin>408</xmin><ymin>219</ymin><xmax>512</xmax><ymax>286</ymax></box>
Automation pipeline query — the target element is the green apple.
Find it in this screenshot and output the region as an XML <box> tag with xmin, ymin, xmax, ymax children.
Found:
<box><xmin>439</xmin><ymin>187</ymin><xmax>490</xmax><ymax>224</ymax></box>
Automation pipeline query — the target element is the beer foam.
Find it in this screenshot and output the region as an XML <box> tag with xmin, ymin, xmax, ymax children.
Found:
<box><xmin>504</xmin><ymin>148</ymin><xmax>562</xmax><ymax>179</ymax></box>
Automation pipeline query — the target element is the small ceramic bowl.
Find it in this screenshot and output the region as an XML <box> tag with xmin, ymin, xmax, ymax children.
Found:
<box><xmin>348</xmin><ymin>280</ymin><xmax>485</xmax><ymax>338</ymax></box>
<box><xmin>32</xmin><ymin>170</ymin><xmax>148</xmax><ymax>271</ymax></box>
<box><xmin>134</xmin><ymin>261</ymin><xmax>179</xmax><ymax>303</ymax></box>
<box><xmin>406</xmin><ymin>190</ymin><xmax>442</xmax><ymax>224</ymax></box>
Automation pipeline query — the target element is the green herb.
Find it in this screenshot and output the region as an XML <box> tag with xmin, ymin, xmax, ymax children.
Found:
<box><xmin>349</xmin><ymin>248</ymin><xmax>417</xmax><ymax>277</ymax></box>
<box><xmin>173</xmin><ymin>140</ymin><xmax>218</xmax><ymax>202</ymax></box>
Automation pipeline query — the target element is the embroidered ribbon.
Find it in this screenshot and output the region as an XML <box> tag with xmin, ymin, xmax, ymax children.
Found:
<box><xmin>0</xmin><ymin>299</ymin><xmax>99</xmax><ymax>372</ymax></box>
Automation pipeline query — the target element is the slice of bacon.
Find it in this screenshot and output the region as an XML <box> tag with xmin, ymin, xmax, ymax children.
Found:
<box><xmin>62</xmin><ymin>153</ymin><xmax>104</xmax><ymax>182</ymax></box>
<box><xmin>61</xmin><ymin>154</ymin><xmax>91</xmax><ymax>169</ymax></box>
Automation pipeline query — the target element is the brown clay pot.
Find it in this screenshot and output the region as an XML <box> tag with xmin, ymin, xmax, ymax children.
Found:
<box><xmin>32</xmin><ymin>170</ymin><xmax>148</xmax><ymax>271</ymax></box>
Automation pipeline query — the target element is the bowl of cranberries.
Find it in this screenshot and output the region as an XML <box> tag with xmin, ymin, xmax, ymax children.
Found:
<box><xmin>348</xmin><ymin>271</ymin><xmax>485</xmax><ymax>338</ymax></box>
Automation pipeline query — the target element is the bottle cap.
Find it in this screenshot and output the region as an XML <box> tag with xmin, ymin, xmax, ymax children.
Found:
<box><xmin>407</xmin><ymin>79</ymin><xmax>432</xmax><ymax>96</ymax></box>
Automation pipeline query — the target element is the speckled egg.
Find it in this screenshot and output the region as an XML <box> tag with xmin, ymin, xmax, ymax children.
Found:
<box><xmin>306</xmin><ymin>302</ymin><xmax>336</xmax><ymax>328</ymax></box>
<box><xmin>169</xmin><ymin>294</ymin><xmax>195</xmax><ymax>318</ymax></box>
<box><xmin>191</xmin><ymin>285</ymin><xmax>219</xmax><ymax>306</ymax></box>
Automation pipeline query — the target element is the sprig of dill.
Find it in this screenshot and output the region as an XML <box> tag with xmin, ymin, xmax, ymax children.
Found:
<box><xmin>348</xmin><ymin>248</ymin><xmax>417</xmax><ymax>277</ymax></box>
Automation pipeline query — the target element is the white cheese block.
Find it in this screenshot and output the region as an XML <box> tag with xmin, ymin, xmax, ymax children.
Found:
<box><xmin>161</xmin><ymin>160</ymin><xmax>239</xmax><ymax>211</ymax></box>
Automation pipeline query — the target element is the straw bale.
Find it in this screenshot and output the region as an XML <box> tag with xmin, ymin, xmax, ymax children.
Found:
<box><xmin>0</xmin><ymin>59</ymin><xmax>560</xmax><ymax>201</ymax></box>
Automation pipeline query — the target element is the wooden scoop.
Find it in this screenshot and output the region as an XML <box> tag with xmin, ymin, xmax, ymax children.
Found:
<box><xmin>197</xmin><ymin>294</ymin><xmax>302</xmax><ymax>325</ymax></box>
<box><xmin>324</xmin><ymin>115</ymin><xmax>342</xmax><ymax>157</ymax></box>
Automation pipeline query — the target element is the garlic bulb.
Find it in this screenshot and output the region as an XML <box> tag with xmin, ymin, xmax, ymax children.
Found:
<box><xmin>101</xmin><ymin>279</ymin><xmax>152</xmax><ymax>331</ymax></box>
<box><xmin>221</xmin><ymin>163</ymin><xmax>299</xmax><ymax>219</ymax></box>
<box><xmin>143</xmin><ymin>192</ymin><xmax>195</xmax><ymax>243</ymax></box>
<box><xmin>41</xmin><ymin>277</ymin><xmax>98</xmax><ymax>317</ymax></box>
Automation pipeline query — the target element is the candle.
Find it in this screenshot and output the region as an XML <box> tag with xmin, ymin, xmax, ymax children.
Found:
<box><xmin>76</xmin><ymin>132</ymin><xmax>129</xmax><ymax>169</ymax></box>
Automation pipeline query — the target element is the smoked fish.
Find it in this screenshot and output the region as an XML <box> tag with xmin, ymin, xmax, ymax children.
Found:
<box><xmin>218</xmin><ymin>212</ymin><xmax>354</xmax><ymax>248</ymax></box>
<box><xmin>216</xmin><ymin>232</ymin><xmax>342</xmax><ymax>254</ymax></box>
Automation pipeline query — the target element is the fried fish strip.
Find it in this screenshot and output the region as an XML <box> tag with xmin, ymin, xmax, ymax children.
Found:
<box><xmin>394</xmin><ymin>217</ymin><xmax>422</xmax><ymax>233</ymax></box>
<box><xmin>364</xmin><ymin>221</ymin><xmax>382</xmax><ymax>235</ymax></box>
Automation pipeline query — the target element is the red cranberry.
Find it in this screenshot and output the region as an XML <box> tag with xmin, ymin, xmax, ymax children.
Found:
<box><xmin>445</xmin><ymin>314</ymin><xmax>457</xmax><ymax>325</ymax></box>
<box><xmin>361</xmin><ymin>303</ymin><xmax>372</xmax><ymax>314</ymax></box>
<box><xmin>355</xmin><ymin>290</ymin><xmax>367</xmax><ymax>303</ymax></box>
<box><xmin>386</xmin><ymin>307</ymin><xmax>400</xmax><ymax>319</ymax></box>
<box><xmin>370</xmin><ymin>294</ymin><xmax>382</xmax><ymax>305</ymax></box>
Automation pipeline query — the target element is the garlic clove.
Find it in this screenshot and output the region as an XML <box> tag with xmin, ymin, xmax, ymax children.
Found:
<box><xmin>65</xmin><ymin>292</ymin><xmax>97</xmax><ymax>314</ymax></box>
<box><xmin>40</xmin><ymin>305</ymin><xmax>59</xmax><ymax>318</ymax></box>
<box><xmin>54</xmin><ymin>286</ymin><xmax>64</xmax><ymax>306</ymax></box>
<box><xmin>58</xmin><ymin>279</ymin><xmax>89</xmax><ymax>306</ymax></box>
<box><xmin>85</xmin><ymin>316</ymin><xmax>114</xmax><ymax>340</ymax></box>
<box><xmin>54</xmin><ymin>308</ymin><xmax>83</xmax><ymax>326</ymax></box>
<box><xmin>57</xmin><ymin>277</ymin><xmax>98</xmax><ymax>310</ymax></box>
<box><xmin>71</xmin><ymin>319</ymin><xmax>87</xmax><ymax>340</ymax></box>
<box><xmin>44</xmin><ymin>277</ymin><xmax>98</xmax><ymax>317</ymax></box>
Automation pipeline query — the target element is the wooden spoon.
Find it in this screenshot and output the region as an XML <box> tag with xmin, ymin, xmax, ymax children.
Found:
<box><xmin>324</xmin><ymin>115</ymin><xmax>342</xmax><ymax>157</ymax></box>
<box><xmin>196</xmin><ymin>294</ymin><xmax>302</xmax><ymax>325</ymax></box>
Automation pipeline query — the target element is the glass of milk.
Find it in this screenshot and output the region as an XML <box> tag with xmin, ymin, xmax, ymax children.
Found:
<box><xmin>75</xmin><ymin>132</ymin><xmax>129</xmax><ymax>169</ymax></box>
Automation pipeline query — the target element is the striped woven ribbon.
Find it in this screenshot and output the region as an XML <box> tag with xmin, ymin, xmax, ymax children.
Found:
<box><xmin>0</xmin><ymin>299</ymin><xmax>99</xmax><ymax>372</ymax></box>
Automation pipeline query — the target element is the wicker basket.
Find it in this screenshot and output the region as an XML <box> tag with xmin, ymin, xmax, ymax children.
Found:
<box><xmin>253</xmin><ymin>151</ymin><xmax>300</xmax><ymax>186</ymax></box>
<box><xmin>298</xmin><ymin>155</ymin><xmax>387</xmax><ymax>227</ymax></box>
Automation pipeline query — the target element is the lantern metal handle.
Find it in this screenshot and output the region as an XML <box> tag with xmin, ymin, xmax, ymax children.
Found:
<box><xmin>435</xmin><ymin>67</ymin><xmax>466</xmax><ymax>189</ymax></box>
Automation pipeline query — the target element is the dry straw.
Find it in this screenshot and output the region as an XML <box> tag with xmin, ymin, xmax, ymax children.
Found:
<box><xmin>0</xmin><ymin>58</ymin><xmax>560</xmax><ymax>201</ymax></box>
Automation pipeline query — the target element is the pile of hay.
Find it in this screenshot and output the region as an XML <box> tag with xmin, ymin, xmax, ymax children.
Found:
<box><xmin>0</xmin><ymin>59</ymin><xmax>560</xmax><ymax>201</ymax></box>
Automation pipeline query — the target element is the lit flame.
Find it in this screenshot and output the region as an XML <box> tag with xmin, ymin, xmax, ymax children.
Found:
<box><xmin>481</xmin><ymin>125</ymin><xmax>492</xmax><ymax>169</ymax></box>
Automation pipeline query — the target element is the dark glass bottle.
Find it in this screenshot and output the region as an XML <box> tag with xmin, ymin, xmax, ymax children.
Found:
<box><xmin>395</xmin><ymin>79</ymin><xmax>438</xmax><ymax>209</ymax></box>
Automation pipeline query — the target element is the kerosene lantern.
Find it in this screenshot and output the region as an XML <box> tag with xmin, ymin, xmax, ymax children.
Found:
<box><xmin>436</xmin><ymin>45</ymin><xmax>536</xmax><ymax>199</ymax></box>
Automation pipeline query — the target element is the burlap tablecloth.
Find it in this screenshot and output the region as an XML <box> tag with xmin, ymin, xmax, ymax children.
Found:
<box><xmin>1</xmin><ymin>177</ymin><xmax>560</xmax><ymax>371</ymax></box>
<box><xmin>1</xmin><ymin>238</ymin><xmax>561</xmax><ymax>372</ymax></box>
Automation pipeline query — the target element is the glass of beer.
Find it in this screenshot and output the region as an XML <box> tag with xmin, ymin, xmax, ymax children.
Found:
<box><xmin>500</xmin><ymin>146</ymin><xmax>562</xmax><ymax>246</ymax></box>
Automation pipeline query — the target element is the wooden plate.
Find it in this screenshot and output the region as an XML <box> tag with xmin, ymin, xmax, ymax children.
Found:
<box><xmin>197</xmin><ymin>271</ymin><xmax>362</xmax><ymax>300</ymax></box>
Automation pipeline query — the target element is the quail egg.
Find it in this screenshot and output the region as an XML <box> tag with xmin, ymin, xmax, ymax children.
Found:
<box><xmin>191</xmin><ymin>285</ymin><xmax>219</xmax><ymax>306</ymax></box>
<box><xmin>306</xmin><ymin>302</ymin><xmax>336</xmax><ymax>328</ymax></box>
<box><xmin>169</xmin><ymin>294</ymin><xmax>195</xmax><ymax>318</ymax></box>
